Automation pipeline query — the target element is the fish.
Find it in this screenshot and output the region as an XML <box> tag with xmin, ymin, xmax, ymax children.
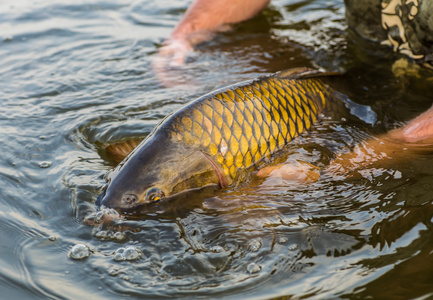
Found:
<box><xmin>96</xmin><ymin>68</ymin><xmax>339</xmax><ymax>213</ymax></box>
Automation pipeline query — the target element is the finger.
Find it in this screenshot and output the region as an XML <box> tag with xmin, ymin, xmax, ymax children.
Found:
<box><xmin>257</xmin><ymin>161</ymin><xmax>321</xmax><ymax>183</ymax></box>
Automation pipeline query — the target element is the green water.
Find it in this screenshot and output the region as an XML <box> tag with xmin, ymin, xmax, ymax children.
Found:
<box><xmin>1</xmin><ymin>0</ymin><xmax>433</xmax><ymax>299</ymax></box>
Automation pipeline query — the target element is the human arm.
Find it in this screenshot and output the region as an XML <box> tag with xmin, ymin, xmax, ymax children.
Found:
<box><xmin>328</xmin><ymin>104</ymin><xmax>433</xmax><ymax>175</ymax></box>
<box><xmin>155</xmin><ymin>0</ymin><xmax>270</xmax><ymax>68</ymax></box>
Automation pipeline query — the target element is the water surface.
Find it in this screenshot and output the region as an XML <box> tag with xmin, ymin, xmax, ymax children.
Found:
<box><xmin>1</xmin><ymin>0</ymin><xmax>433</xmax><ymax>299</ymax></box>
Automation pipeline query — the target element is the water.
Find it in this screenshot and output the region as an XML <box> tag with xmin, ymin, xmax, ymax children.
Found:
<box><xmin>1</xmin><ymin>0</ymin><xmax>433</xmax><ymax>299</ymax></box>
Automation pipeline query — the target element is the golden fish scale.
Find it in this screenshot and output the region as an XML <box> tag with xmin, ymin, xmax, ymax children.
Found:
<box><xmin>168</xmin><ymin>76</ymin><xmax>333</xmax><ymax>181</ymax></box>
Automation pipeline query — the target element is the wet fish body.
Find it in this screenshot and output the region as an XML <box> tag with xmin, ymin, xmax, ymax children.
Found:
<box><xmin>97</xmin><ymin>68</ymin><xmax>338</xmax><ymax>211</ymax></box>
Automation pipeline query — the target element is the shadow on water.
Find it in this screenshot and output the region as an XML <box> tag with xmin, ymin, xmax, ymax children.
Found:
<box><xmin>2</xmin><ymin>0</ymin><xmax>433</xmax><ymax>299</ymax></box>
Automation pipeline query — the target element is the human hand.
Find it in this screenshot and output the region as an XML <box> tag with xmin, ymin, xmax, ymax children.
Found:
<box><xmin>152</xmin><ymin>37</ymin><xmax>194</xmax><ymax>87</ymax></box>
<box><xmin>257</xmin><ymin>160</ymin><xmax>321</xmax><ymax>184</ymax></box>
<box><xmin>156</xmin><ymin>38</ymin><xmax>193</xmax><ymax>68</ymax></box>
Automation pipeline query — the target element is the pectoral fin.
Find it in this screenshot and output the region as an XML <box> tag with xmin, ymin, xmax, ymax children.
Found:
<box><xmin>103</xmin><ymin>139</ymin><xmax>143</xmax><ymax>163</ymax></box>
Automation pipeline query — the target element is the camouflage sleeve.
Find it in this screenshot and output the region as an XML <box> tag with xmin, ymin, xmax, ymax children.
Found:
<box><xmin>345</xmin><ymin>0</ymin><xmax>433</xmax><ymax>66</ymax></box>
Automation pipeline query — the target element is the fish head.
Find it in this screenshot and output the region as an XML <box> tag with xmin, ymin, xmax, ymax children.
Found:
<box><xmin>96</xmin><ymin>135</ymin><xmax>223</xmax><ymax>213</ymax></box>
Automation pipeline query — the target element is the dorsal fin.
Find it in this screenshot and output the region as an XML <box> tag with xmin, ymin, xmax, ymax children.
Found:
<box><xmin>276</xmin><ymin>67</ymin><xmax>341</xmax><ymax>79</ymax></box>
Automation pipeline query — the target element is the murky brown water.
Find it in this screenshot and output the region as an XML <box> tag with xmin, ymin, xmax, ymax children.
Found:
<box><xmin>1</xmin><ymin>0</ymin><xmax>433</xmax><ymax>299</ymax></box>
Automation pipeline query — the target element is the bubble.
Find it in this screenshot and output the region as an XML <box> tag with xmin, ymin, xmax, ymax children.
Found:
<box><xmin>108</xmin><ymin>268</ymin><xmax>120</xmax><ymax>276</ymax></box>
<box><xmin>95</xmin><ymin>211</ymin><xmax>105</xmax><ymax>221</ymax></box>
<box><xmin>224</xmin><ymin>243</ymin><xmax>236</xmax><ymax>252</ymax></box>
<box><xmin>94</xmin><ymin>230</ymin><xmax>109</xmax><ymax>239</ymax></box>
<box><xmin>89</xmin><ymin>208</ymin><xmax>120</xmax><ymax>225</ymax></box>
<box><xmin>113</xmin><ymin>246</ymin><xmax>142</xmax><ymax>261</ymax></box>
<box><xmin>39</xmin><ymin>161</ymin><xmax>51</xmax><ymax>168</ymax></box>
<box><xmin>113</xmin><ymin>252</ymin><xmax>125</xmax><ymax>262</ymax></box>
<box><xmin>247</xmin><ymin>262</ymin><xmax>261</xmax><ymax>274</ymax></box>
<box><xmin>279</xmin><ymin>237</ymin><xmax>288</xmax><ymax>243</ymax></box>
<box><xmin>94</xmin><ymin>229</ymin><xmax>125</xmax><ymax>241</ymax></box>
<box><xmin>119</xmin><ymin>274</ymin><xmax>131</xmax><ymax>281</ymax></box>
<box><xmin>113</xmin><ymin>232</ymin><xmax>126</xmax><ymax>241</ymax></box>
<box><xmin>210</xmin><ymin>245</ymin><xmax>224</xmax><ymax>253</ymax></box>
<box><xmin>289</xmin><ymin>244</ymin><xmax>299</xmax><ymax>251</ymax></box>
<box><xmin>124</xmin><ymin>246</ymin><xmax>142</xmax><ymax>260</ymax></box>
<box><xmin>69</xmin><ymin>244</ymin><xmax>90</xmax><ymax>260</ymax></box>
<box><xmin>248</xmin><ymin>239</ymin><xmax>262</xmax><ymax>252</ymax></box>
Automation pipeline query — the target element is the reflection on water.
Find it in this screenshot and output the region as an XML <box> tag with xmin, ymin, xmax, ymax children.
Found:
<box><xmin>1</xmin><ymin>0</ymin><xmax>433</xmax><ymax>299</ymax></box>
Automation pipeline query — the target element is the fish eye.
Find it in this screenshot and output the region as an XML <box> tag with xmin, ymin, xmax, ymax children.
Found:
<box><xmin>146</xmin><ymin>187</ymin><xmax>165</xmax><ymax>203</ymax></box>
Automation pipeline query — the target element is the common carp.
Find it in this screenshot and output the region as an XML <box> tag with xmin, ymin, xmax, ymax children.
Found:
<box><xmin>96</xmin><ymin>68</ymin><xmax>339</xmax><ymax>212</ymax></box>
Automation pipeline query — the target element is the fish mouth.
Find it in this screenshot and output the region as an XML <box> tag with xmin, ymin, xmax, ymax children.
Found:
<box><xmin>96</xmin><ymin>183</ymin><xmax>220</xmax><ymax>215</ymax></box>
